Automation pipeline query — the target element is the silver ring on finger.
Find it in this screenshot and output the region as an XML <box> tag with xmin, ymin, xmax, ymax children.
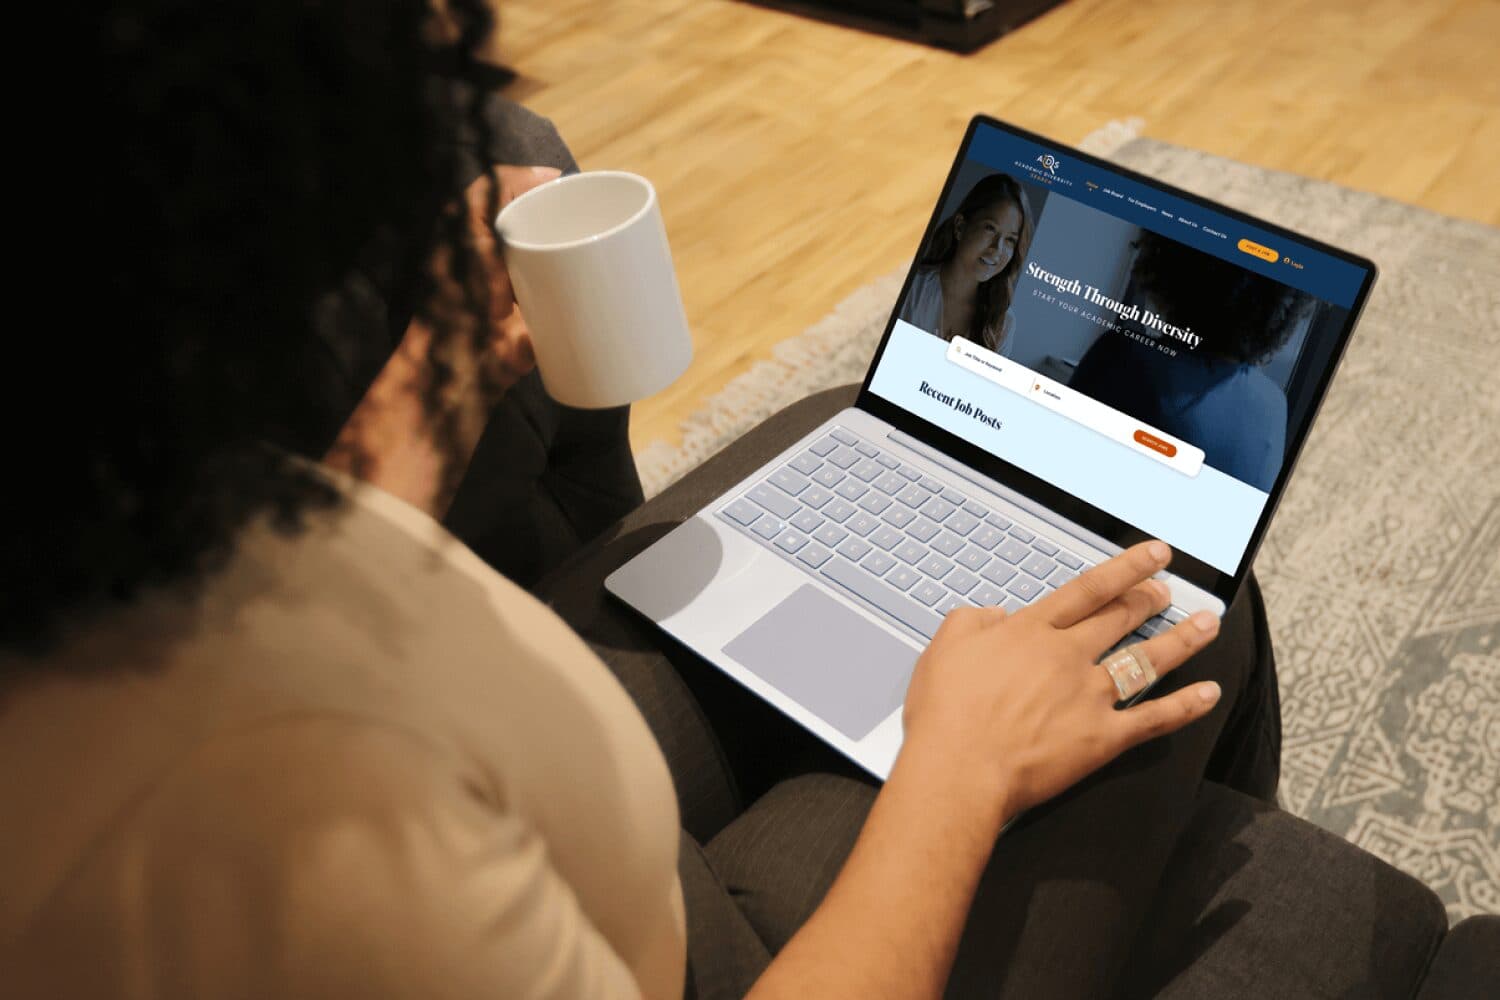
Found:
<box><xmin>1101</xmin><ymin>644</ymin><xmax>1158</xmax><ymax>701</ymax></box>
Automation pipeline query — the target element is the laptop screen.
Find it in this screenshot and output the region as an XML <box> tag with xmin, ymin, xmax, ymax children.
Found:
<box><xmin>862</xmin><ymin>118</ymin><xmax>1374</xmax><ymax>592</ymax></box>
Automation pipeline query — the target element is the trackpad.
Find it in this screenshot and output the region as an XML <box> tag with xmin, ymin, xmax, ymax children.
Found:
<box><xmin>722</xmin><ymin>584</ymin><xmax>919</xmax><ymax>741</ymax></box>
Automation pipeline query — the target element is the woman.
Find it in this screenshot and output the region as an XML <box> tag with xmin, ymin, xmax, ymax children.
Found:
<box><xmin>3</xmin><ymin>4</ymin><xmax>1278</xmax><ymax>998</ymax></box>
<box><xmin>899</xmin><ymin>173</ymin><xmax>1034</xmax><ymax>353</ymax></box>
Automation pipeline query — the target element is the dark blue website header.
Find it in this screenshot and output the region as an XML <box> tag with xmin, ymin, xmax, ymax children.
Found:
<box><xmin>969</xmin><ymin>124</ymin><xmax>1367</xmax><ymax>307</ymax></box>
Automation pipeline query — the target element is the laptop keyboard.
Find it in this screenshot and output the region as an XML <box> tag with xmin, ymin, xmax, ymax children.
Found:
<box><xmin>717</xmin><ymin>425</ymin><xmax>1179</xmax><ymax>642</ymax></box>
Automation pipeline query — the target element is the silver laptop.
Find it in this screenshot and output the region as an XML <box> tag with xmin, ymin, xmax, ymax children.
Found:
<box><xmin>608</xmin><ymin>116</ymin><xmax>1377</xmax><ymax>779</ymax></box>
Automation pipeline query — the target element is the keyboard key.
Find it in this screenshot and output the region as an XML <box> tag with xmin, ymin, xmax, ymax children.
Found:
<box><xmin>1056</xmin><ymin>550</ymin><xmax>1084</xmax><ymax>570</ymax></box>
<box><xmin>881</xmin><ymin>506</ymin><xmax>916</xmax><ymax>529</ymax></box>
<box><xmin>945</xmin><ymin>567</ymin><xmax>980</xmax><ymax>595</ymax></box>
<box><xmin>1008</xmin><ymin>525</ymin><xmax>1036</xmax><ymax>544</ymax></box>
<box><xmin>790</xmin><ymin>509</ymin><xmax>823</xmax><ymax>534</ymax></box>
<box><xmin>935</xmin><ymin>594</ymin><xmax>967</xmax><ymax>615</ymax></box>
<box><xmin>861</xmin><ymin>550</ymin><xmax>896</xmax><ymax>576</ymax></box>
<box><xmin>846</xmin><ymin>513</ymin><xmax>879</xmax><ymax>537</ymax></box>
<box><xmin>1006</xmin><ymin>574</ymin><xmax>1045</xmax><ymax>602</ymax></box>
<box><xmin>770</xmin><ymin>467</ymin><xmax>810</xmax><ymax>497</ymax></box>
<box><xmin>931</xmin><ymin>532</ymin><xmax>965</xmax><ymax>557</ymax></box>
<box><xmin>870</xmin><ymin>526</ymin><xmax>903</xmax><ymax>551</ymax></box>
<box><xmin>837</xmin><ymin>537</ymin><xmax>872</xmax><ymax>561</ymax></box>
<box><xmin>947</xmin><ymin>510</ymin><xmax>980</xmax><ymax>536</ymax></box>
<box><xmin>826</xmin><ymin>446</ymin><xmax>860</xmax><ymax>469</ymax></box>
<box><xmin>963</xmin><ymin>500</ymin><xmax>989</xmax><ymax>518</ymax></box>
<box><xmin>873</xmin><ymin>471</ymin><xmax>907</xmax><ymax>495</ymax></box>
<box><xmin>896</xmin><ymin>464</ymin><xmax>923</xmax><ymax>481</ymax></box>
<box><xmin>809</xmin><ymin>435</ymin><xmax>839</xmax><ymax>456</ymax></box>
<box><xmin>789</xmin><ymin>451</ymin><xmax>823</xmax><ymax>476</ymax></box>
<box><xmin>893</xmin><ymin>539</ymin><xmax>926</xmax><ymax>565</ymax></box>
<box><xmin>812</xmin><ymin>466</ymin><xmax>845</xmax><ymax>489</ymax></box>
<box><xmin>1033</xmin><ymin>537</ymin><xmax>1059</xmax><ymax>556</ymax></box>
<box><xmin>1162</xmin><ymin>607</ymin><xmax>1187</xmax><ymax>624</ymax></box>
<box><xmin>774</xmin><ymin>529</ymin><xmax>808</xmax><ymax>554</ymax></box>
<box><xmin>823</xmin><ymin>499</ymin><xmax>857</xmax><ymax>523</ymax></box>
<box><xmin>830</xmin><ymin>427</ymin><xmax>857</xmax><ymax>445</ymax></box>
<box><xmin>814</xmin><ymin>523</ymin><xmax>848</xmax><ymax>548</ymax></box>
<box><xmin>970</xmin><ymin>583</ymin><xmax>1005</xmax><ymax>606</ymax></box>
<box><xmin>911</xmin><ymin>580</ymin><xmax>946</xmax><ymax>607</ymax></box>
<box><xmin>924</xmin><ymin>499</ymin><xmax>957</xmax><ymax>522</ymax></box>
<box><xmin>955</xmin><ymin>546</ymin><xmax>991</xmax><ymax>572</ymax></box>
<box><xmin>723</xmin><ymin>498</ymin><xmax>761</xmax><ymax>526</ymax></box>
<box><xmin>854</xmin><ymin>441</ymin><xmax>879</xmax><ymax>458</ymax></box>
<box><xmin>851</xmin><ymin>459</ymin><xmax>882</xmax><ymax>483</ymax></box>
<box><xmin>1020</xmin><ymin>553</ymin><xmax>1057</xmax><ymax>581</ymax></box>
<box><xmin>1136</xmin><ymin>615</ymin><xmax>1172</xmax><ymax>637</ymax></box>
<box><xmin>971</xmin><ymin>525</ymin><xmax>1005</xmax><ymax>550</ymax></box>
<box><xmin>835</xmin><ymin>479</ymin><xmax>869</xmax><ymax>501</ymax></box>
<box><xmin>821</xmin><ymin>558</ymin><xmax>944</xmax><ymax>639</ymax></box>
<box><xmin>1001</xmin><ymin>595</ymin><xmax>1027</xmax><ymax>613</ymax></box>
<box><xmin>917</xmin><ymin>554</ymin><xmax>954</xmax><ymax>580</ymax></box>
<box><xmin>996</xmin><ymin>538</ymin><xmax>1029</xmax><ymax>564</ymax></box>
<box><xmin>980</xmin><ymin>559</ymin><xmax>1018</xmax><ymax>588</ymax></box>
<box><xmin>985</xmin><ymin>512</ymin><xmax>1013</xmax><ymax>531</ymax></box>
<box><xmin>918</xmin><ymin>476</ymin><xmax>943</xmax><ymax>493</ymax></box>
<box><xmin>886</xmin><ymin>565</ymin><xmax>920</xmax><ymax>591</ymax></box>
<box><xmin>896</xmin><ymin>484</ymin><xmax>928</xmax><ymax>509</ymax></box>
<box><xmin>751</xmin><ymin>517</ymin><xmax>783</xmax><ymax>540</ymax></box>
<box><xmin>801</xmin><ymin>484</ymin><xmax>833</xmax><ymax>509</ymax></box>
<box><xmin>749</xmin><ymin>483</ymin><xmax>799</xmax><ymax>519</ymax></box>
<box><xmin>941</xmin><ymin>488</ymin><xmax>966</xmax><ymax>505</ymax></box>
<box><xmin>858</xmin><ymin>492</ymin><xmax>893</xmax><ymax>515</ymax></box>
<box><xmin>908</xmin><ymin>518</ymin><xmax>941</xmax><ymax>543</ymax></box>
<box><xmin>1047</xmin><ymin>566</ymin><xmax>1078</xmax><ymax>587</ymax></box>
<box><xmin>797</xmin><ymin>543</ymin><xmax>833</xmax><ymax>569</ymax></box>
<box><xmin>875</xmin><ymin>453</ymin><xmax>901</xmax><ymax>469</ymax></box>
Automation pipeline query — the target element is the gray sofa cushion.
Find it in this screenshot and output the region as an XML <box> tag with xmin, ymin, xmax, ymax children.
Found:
<box><xmin>703</xmin><ymin>772</ymin><xmax>1452</xmax><ymax>997</ymax></box>
<box><xmin>1416</xmin><ymin>915</ymin><xmax>1500</xmax><ymax>1000</ymax></box>
<box><xmin>1122</xmin><ymin>782</ymin><xmax>1448</xmax><ymax>998</ymax></box>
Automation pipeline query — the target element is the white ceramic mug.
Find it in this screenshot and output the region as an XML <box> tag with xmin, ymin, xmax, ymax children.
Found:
<box><xmin>495</xmin><ymin>171</ymin><xmax>693</xmax><ymax>409</ymax></box>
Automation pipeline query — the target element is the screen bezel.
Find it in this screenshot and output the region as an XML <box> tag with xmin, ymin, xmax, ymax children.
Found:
<box><xmin>854</xmin><ymin>114</ymin><xmax>1378</xmax><ymax>605</ymax></box>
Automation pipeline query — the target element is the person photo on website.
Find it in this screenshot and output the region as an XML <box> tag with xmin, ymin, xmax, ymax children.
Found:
<box><xmin>897</xmin><ymin>172</ymin><xmax>1038</xmax><ymax>353</ymax></box>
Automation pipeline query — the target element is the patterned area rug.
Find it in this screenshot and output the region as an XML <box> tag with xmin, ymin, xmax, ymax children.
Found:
<box><xmin>636</xmin><ymin>122</ymin><xmax>1500</xmax><ymax>921</ymax></box>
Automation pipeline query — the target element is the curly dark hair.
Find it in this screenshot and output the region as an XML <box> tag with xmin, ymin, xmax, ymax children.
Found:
<box><xmin>4</xmin><ymin>1</ymin><xmax>507</xmax><ymax>658</ymax></box>
<box><xmin>1129</xmin><ymin>229</ymin><xmax>1317</xmax><ymax>364</ymax></box>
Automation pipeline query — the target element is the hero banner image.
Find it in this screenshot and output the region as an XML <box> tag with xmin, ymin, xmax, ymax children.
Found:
<box><xmin>871</xmin><ymin>124</ymin><xmax>1362</xmax><ymax>575</ymax></box>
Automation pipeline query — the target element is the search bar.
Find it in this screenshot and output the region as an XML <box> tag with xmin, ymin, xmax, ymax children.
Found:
<box><xmin>946</xmin><ymin>338</ymin><xmax>1205</xmax><ymax>478</ymax></box>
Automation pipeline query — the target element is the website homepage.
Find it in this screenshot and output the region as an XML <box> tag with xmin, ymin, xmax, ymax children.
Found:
<box><xmin>869</xmin><ymin>123</ymin><xmax>1365</xmax><ymax>574</ymax></box>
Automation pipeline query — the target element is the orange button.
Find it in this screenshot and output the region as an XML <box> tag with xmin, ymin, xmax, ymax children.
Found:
<box><xmin>1134</xmin><ymin>429</ymin><xmax>1177</xmax><ymax>457</ymax></box>
<box><xmin>1237</xmin><ymin>238</ymin><xmax>1279</xmax><ymax>263</ymax></box>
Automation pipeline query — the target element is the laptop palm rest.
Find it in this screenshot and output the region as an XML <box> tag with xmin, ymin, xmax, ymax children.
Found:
<box><xmin>723</xmin><ymin>584</ymin><xmax>918</xmax><ymax>741</ymax></box>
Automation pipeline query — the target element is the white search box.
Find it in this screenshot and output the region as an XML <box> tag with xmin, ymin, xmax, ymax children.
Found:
<box><xmin>946</xmin><ymin>337</ymin><xmax>1205</xmax><ymax>478</ymax></box>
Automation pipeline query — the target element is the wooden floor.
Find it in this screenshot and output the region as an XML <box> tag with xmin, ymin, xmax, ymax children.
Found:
<box><xmin>490</xmin><ymin>0</ymin><xmax>1500</xmax><ymax>454</ymax></box>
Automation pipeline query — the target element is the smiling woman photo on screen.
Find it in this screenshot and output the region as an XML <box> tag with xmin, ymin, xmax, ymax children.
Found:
<box><xmin>899</xmin><ymin>172</ymin><xmax>1035</xmax><ymax>353</ymax></box>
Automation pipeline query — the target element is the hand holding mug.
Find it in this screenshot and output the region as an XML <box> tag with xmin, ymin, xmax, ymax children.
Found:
<box><xmin>496</xmin><ymin>170</ymin><xmax>693</xmax><ymax>408</ymax></box>
<box><xmin>451</xmin><ymin>164</ymin><xmax>561</xmax><ymax>397</ymax></box>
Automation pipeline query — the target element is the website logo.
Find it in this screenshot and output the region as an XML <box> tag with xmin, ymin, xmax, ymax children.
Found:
<box><xmin>1036</xmin><ymin>154</ymin><xmax>1061</xmax><ymax>174</ymax></box>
